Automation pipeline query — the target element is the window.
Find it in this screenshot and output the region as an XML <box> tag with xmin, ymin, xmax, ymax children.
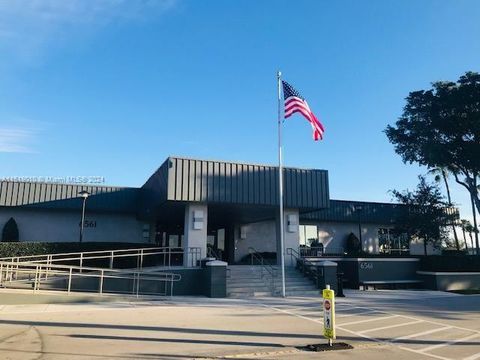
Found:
<box><xmin>299</xmin><ymin>225</ymin><xmax>319</xmax><ymax>247</ymax></box>
<box><xmin>378</xmin><ymin>228</ymin><xmax>409</xmax><ymax>254</ymax></box>
<box><xmin>168</xmin><ymin>234</ymin><xmax>182</xmax><ymax>248</ymax></box>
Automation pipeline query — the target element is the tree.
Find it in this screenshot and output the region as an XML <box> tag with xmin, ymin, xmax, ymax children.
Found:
<box><xmin>428</xmin><ymin>167</ymin><xmax>460</xmax><ymax>250</ymax></box>
<box><xmin>385</xmin><ymin>71</ymin><xmax>480</xmax><ymax>254</ymax></box>
<box><xmin>463</xmin><ymin>220</ymin><xmax>477</xmax><ymax>251</ymax></box>
<box><xmin>391</xmin><ymin>176</ymin><xmax>455</xmax><ymax>255</ymax></box>
<box><xmin>2</xmin><ymin>218</ymin><xmax>19</xmax><ymax>242</ymax></box>
<box><xmin>460</xmin><ymin>219</ymin><xmax>470</xmax><ymax>252</ymax></box>
<box><xmin>345</xmin><ymin>232</ymin><xmax>362</xmax><ymax>256</ymax></box>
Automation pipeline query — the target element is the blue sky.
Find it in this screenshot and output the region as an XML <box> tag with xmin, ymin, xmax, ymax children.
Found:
<box><xmin>0</xmin><ymin>0</ymin><xmax>479</xmax><ymax>223</ymax></box>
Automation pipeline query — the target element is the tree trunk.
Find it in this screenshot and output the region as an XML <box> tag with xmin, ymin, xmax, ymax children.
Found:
<box><xmin>462</xmin><ymin>228</ymin><xmax>468</xmax><ymax>252</ymax></box>
<box><xmin>423</xmin><ymin>238</ymin><xmax>428</xmax><ymax>256</ymax></box>
<box><xmin>452</xmin><ymin>173</ymin><xmax>480</xmax><ymax>254</ymax></box>
<box><xmin>442</xmin><ymin>171</ymin><xmax>460</xmax><ymax>250</ymax></box>
<box><xmin>471</xmin><ymin>194</ymin><xmax>480</xmax><ymax>255</ymax></box>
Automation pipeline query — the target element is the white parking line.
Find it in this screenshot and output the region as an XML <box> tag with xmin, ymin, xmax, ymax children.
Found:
<box><xmin>328</xmin><ymin>301</ymin><xmax>480</xmax><ymax>336</ymax></box>
<box><xmin>300</xmin><ymin>311</ymin><xmax>323</xmax><ymax>317</ymax></box>
<box><xmin>337</xmin><ymin>309</ymin><xmax>379</xmax><ymax>318</ymax></box>
<box><xmin>339</xmin><ymin>315</ymin><xmax>399</xmax><ymax>326</ymax></box>
<box><xmin>419</xmin><ymin>333</ymin><xmax>480</xmax><ymax>353</ymax></box>
<box><xmin>258</xmin><ymin>298</ymin><xmax>480</xmax><ymax>360</ymax></box>
<box><xmin>358</xmin><ymin>320</ymin><xmax>423</xmax><ymax>334</ymax></box>
<box><xmin>336</xmin><ymin>324</ymin><xmax>453</xmax><ymax>360</ymax></box>
<box><xmin>260</xmin><ymin>304</ymin><xmax>323</xmax><ymax>324</ymax></box>
<box><xmin>260</xmin><ymin>302</ymin><xmax>452</xmax><ymax>360</ymax></box>
<box><xmin>391</xmin><ymin>326</ymin><xmax>452</xmax><ymax>342</ymax></box>
<box><xmin>464</xmin><ymin>351</ymin><xmax>480</xmax><ymax>360</ymax></box>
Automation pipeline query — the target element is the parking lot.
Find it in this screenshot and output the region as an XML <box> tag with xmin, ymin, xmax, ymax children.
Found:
<box><xmin>258</xmin><ymin>290</ymin><xmax>480</xmax><ymax>359</ymax></box>
<box><xmin>0</xmin><ymin>289</ymin><xmax>478</xmax><ymax>359</ymax></box>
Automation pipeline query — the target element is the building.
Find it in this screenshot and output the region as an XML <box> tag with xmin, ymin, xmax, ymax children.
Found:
<box><xmin>0</xmin><ymin>156</ymin><xmax>416</xmax><ymax>264</ymax></box>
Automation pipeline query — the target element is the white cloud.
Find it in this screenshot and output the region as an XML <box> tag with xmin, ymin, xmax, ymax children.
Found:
<box><xmin>0</xmin><ymin>0</ymin><xmax>177</xmax><ymax>62</ymax></box>
<box><xmin>0</xmin><ymin>127</ymin><xmax>37</xmax><ymax>153</ymax></box>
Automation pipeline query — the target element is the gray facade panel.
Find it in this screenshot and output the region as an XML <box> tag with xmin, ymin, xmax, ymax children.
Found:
<box><xmin>182</xmin><ymin>159</ymin><xmax>189</xmax><ymax>201</ymax></box>
<box><xmin>0</xmin><ymin>181</ymin><xmax>139</xmax><ymax>213</ymax></box>
<box><xmin>206</xmin><ymin>162</ymin><xmax>213</xmax><ymax>202</ymax></box>
<box><xmin>301</xmin><ymin>200</ymin><xmax>405</xmax><ymax>225</ymax></box>
<box><xmin>164</xmin><ymin>157</ymin><xmax>329</xmax><ymax>209</ymax></box>
<box><xmin>188</xmin><ymin>161</ymin><xmax>195</xmax><ymax>201</ymax></box>
<box><xmin>200</xmin><ymin>161</ymin><xmax>208</xmax><ymax>202</ymax></box>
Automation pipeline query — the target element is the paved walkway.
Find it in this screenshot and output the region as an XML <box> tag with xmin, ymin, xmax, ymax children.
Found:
<box><xmin>0</xmin><ymin>289</ymin><xmax>478</xmax><ymax>359</ymax></box>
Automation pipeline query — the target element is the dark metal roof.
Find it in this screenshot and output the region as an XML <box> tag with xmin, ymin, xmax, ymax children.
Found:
<box><xmin>0</xmin><ymin>181</ymin><xmax>139</xmax><ymax>213</ymax></box>
<box><xmin>141</xmin><ymin>157</ymin><xmax>329</xmax><ymax>210</ymax></box>
<box><xmin>300</xmin><ymin>199</ymin><xmax>406</xmax><ymax>225</ymax></box>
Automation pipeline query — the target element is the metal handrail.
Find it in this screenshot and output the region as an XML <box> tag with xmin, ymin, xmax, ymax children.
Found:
<box><xmin>0</xmin><ymin>246</ymin><xmax>202</xmax><ymax>270</ymax></box>
<box><xmin>299</xmin><ymin>246</ymin><xmax>324</xmax><ymax>257</ymax></box>
<box><xmin>322</xmin><ymin>246</ymin><xmax>346</xmax><ymax>256</ymax></box>
<box><xmin>0</xmin><ymin>246</ymin><xmax>163</xmax><ymax>261</ymax></box>
<box><xmin>298</xmin><ymin>246</ymin><xmax>346</xmax><ymax>257</ymax></box>
<box><xmin>287</xmin><ymin>247</ymin><xmax>319</xmax><ymax>267</ymax></box>
<box><xmin>379</xmin><ymin>248</ymin><xmax>410</xmax><ymax>255</ymax></box>
<box><xmin>0</xmin><ymin>260</ymin><xmax>181</xmax><ymax>297</ymax></box>
<box><xmin>207</xmin><ymin>247</ymin><xmax>221</xmax><ymax>260</ymax></box>
<box><xmin>287</xmin><ymin>247</ymin><xmax>323</xmax><ymax>287</ymax></box>
<box><xmin>247</xmin><ymin>247</ymin><xmax>277</xmax><ymax>294</ymax></box>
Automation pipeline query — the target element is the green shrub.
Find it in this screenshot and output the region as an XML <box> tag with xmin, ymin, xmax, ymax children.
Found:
<box><xmin>0</xmin><ymin>242</ymin><xmax>152</xmax><ymax>258</ymax></box>
<box><xmin>345</xmin><ymin>232</ymin><xmax>362</xmax><ymax>255</ymax></box>
<box><xmin>2</xmin><ymin>218</ymin><xmax>19</xmax><ymax>242</ymax></box>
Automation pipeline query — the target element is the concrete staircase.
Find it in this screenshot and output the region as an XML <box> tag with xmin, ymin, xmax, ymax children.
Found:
<box><xmin>227</xmin><ymin>265</ymin><xmax>320</xmax><ymax>297</ymax></box>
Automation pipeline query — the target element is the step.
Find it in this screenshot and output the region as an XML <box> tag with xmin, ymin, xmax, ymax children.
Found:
<box><xmin>226</xmin><ymin>266</ymin><xmax>318</xmax><ymax>298</ymax></box>
<box><xmin>228</xmin><ymin>279</ymin><xmax>268</xmax><ymax>283</ymax></box>
<box><xmin>285</xmin><ymin>290</ymin><xmax>321</xmax><ymax>296</ymax></box>
<box><xmin>227</xmin><ymin>286</ymin><xmax>270</xmax><ymax>291</ymax></box>
<box><xmin>274</xmin><ymin>286</ymin><xmax>317</xmax><ymax>292</ymax></box>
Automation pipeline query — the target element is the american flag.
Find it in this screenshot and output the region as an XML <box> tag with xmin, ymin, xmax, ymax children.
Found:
<box><xmin>282</xmin><ymin>80</ymin><xmax>325</xmax><ymax>141</ymax></box>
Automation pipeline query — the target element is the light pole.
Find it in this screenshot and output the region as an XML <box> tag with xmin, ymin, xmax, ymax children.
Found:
<box><xmin>355</xmin><ymin>205</ymin><xmax>363</xmax><ymax>247</ymax></box>
<box><xmin>78</xmin><ymin>190</ymin><xmax>90</xmax><ymax>243</ymax></box>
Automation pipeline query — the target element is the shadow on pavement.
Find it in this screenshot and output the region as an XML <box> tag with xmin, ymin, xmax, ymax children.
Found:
<box><xmin>0</xmin><ymin>319</ymin><xmax>319</xmax><ymax>339</ymax></box>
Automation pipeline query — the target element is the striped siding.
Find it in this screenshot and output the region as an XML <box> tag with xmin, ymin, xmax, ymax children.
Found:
<box><xmin>166</xmin><ymin>157</ymin><xmax>329</xmax><ymax>208</ymax></box>
<box><xmin>2</xmin><ymin>157</ymin><xmax>330</xmax><ymax>212</ymax></box>
<box><xmin>301</xmin><ymin>200</ymin><xmax>405</xmax><ymax>224</ymax></box>
<box><xmin>0</xmin><ymin>182</ymin><xmax>138</xmax><ymax>212</ymax></box>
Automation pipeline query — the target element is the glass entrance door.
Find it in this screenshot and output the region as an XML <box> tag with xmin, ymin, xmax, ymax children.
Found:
<box><xmin>207</xmin><ymin>228</ymin><xmax>225</xmax><ymax>260</ymax></box>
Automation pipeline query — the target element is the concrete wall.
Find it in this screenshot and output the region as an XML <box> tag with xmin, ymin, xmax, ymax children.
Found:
<box><xmin>183</xmin><ymin>203</ymin><xmax>208</xmax><ymax>266</ymax></box>
<box><xmin>280</xmin><ymin>209</ymin><xmax>299</xmax><ymax>266</ymax></box>
<box><xmin>233</xmin><ymin>219</ymin><xmax>396</xmax><ymax>262</ymax></box>
<box><xmin>39</xmin><ymin>266</ymin><xmax>227</xmax><ymax>297</ymax></box>
<box><xmin>417</xmin><ymin>271</ymin><xmax>480</xmax><ymax>291</ymax></box>
<box><xmin>313</xmin><ymin>257</ymin><xmax>420</xmax><ymax>289</ymax></box>
<box><xmin>409</xmin><ymin>238</ymin><xmax>442</xmax><ymax>255</ymax></box>
<box><xmin>0</xmin><ymin>208</ymin><xmax>146</xmax><ymax>243</ymax></box>
<box><xmin>234</xmin><ymin>220</ymin><xmax>276</xmax><ymax>262</ymax></box>
<box><xmin>233</xmin><ymin>209</ymin><xmax>300</xmax><ymax>266</ymax></box>
<box><xmin>316</xmin><ymin>222</ymin><xmax>386</xmax><ymax>254</ymax></box>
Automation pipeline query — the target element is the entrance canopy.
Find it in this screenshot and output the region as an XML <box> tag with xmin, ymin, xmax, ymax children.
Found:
<box><xmin>139</xmin><ymin>157</ymin><xmax>330</xmax><ymax>222</ymax></box>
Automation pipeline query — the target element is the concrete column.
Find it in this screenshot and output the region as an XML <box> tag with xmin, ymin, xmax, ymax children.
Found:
<box><xmin>276</xmin><ymin>208</ymin><xmax>300</xmax><ymax>267</ymax></box>
<box><xmin>205</xmin><ymin>260</ymin><xmax>227</xmax><ymax>298</ymax></box>
<box><xmin>317</xmin><ymin>261</ymin><xmax>338</xmax><ymax>294</ymax></box>
<box><xmin>183</xmin><ymin>203</ymin><xmax>208</xmax><ymax>267</ymax></box>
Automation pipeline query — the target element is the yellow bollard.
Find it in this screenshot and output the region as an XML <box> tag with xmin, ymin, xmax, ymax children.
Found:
<box><xmin>323</xmin><ymin>284</ymin><xmax>336</xmax><ymax>346</ymax></box>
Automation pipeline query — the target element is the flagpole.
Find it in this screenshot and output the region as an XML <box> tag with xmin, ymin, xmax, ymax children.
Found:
<box><xmin>277</xmin><ymin>70</ymin><xmax>286</xmax><ymax>298</ymax></box>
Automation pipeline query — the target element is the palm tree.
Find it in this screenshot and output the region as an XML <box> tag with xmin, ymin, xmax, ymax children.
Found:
<box><xmin>464</xmin><ymin>221</ymin><xmax>476</xmax><ymax>252</ymax></box>
<box><xmin>460</xmin><ymin>219</ymin><xmax>470</xmax><ymax>253</ymax></box>
<box><xmin>428</xmin><ymin>167</ymin><xmax>460</xmax><ymax>250</ymax></box>
<box><xmin>470</xmin><ymin>192</ymin><xmax>480</xmax><ymax>255</ymax></box>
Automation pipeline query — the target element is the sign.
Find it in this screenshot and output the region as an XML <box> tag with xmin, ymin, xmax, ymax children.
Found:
<box><xmin>78</xmin><ymin>220</ymin><xmax>97</xmax><ymax>228</ymax></box>
<box><xmin>360</xmin><ymin>262</ymin><xmax>373</xmax><ymax>270</ymax></box>
<box><xmin>323</xmin><ymin>287</ymin><xmax>336</xmax><ymax>340</ymax></box>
